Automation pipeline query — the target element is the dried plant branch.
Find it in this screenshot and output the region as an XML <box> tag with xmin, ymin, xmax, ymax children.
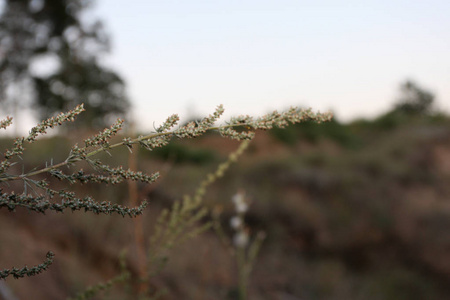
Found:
<box><xmin>0</xmin><ymin>105</ymin><xmax>332</xmax><ymax>183</ymax></box>
<box><xmin>0</xmin><ymin>252</ymin><xmax>54</xmax><ymax>280</ymax></box>
<box><xmin>0</xmin><ymin>104</ymin><xmax>332</xmax><ymax>286</ymax></box>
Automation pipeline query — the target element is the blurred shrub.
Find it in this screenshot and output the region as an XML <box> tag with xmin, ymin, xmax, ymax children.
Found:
<box><xmin>365</xmin><ymin>268</ymin><xmax>438</xmax><ymax>300</ymax></box>
<box><xmin>142</xmin><ymin>141</ymin><xmax>217</xmax><ymax>165</ymax></box>
<box><xmin>372</xmin><ymin>111</ymin><xmax>405</xmax><ymax>130</ymax></box>
<box><xmin>270</xmin><ymin>119</ymin><xmax>361</xmax><ymax>149</ymax></box>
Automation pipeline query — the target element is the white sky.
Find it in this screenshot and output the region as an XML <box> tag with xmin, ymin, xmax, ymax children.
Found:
<box><xmin>92</xmin><ymin>0</ymin><xmax>450</xmax><ymax>130</ymax></box>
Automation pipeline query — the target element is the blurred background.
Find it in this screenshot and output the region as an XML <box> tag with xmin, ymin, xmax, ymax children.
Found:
<box><xmin>0</xmin><ymin>0</ymin><xmax>450</xmax><ymax>299</ymax></box>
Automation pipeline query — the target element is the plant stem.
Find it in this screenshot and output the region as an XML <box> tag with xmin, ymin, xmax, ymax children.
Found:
<box><xmin>237</xmin><ymin>247</ymin><xmax>248</xmax><ymax>300</ymax></box>
<box><xmin>0</xmin><ymin>122</ymin><xmax>252</xmax><ymax>183</ymax></box>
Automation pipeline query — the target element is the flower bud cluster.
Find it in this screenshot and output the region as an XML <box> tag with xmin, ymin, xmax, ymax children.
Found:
<box><xmin>49</xmin><ymin>169</ymin><xmax>121</xmax><ymax>185</ymax></box>
<box><xmin>0</xmin><ymin>116</ymin><xmax>12</xmax><ymax>130</ymax></box>
<box><xmin>156</xmin><ymin>114</ymin><xmax>180</xmax><ymax>133</ymax></box>
<box><xmin>174</xmin><ymin>105</ymin><xmax>225</xmax><ymax>138</ymax></box>
<box><xmin>27</xmin><ymin>104</ymin><xmax>85</xmax><ymax>142</ymax></box>
<box><xmin>2</xmin><ymin>105</ymin><xmax>85</xmax><ymax>162</ymax></box>
<box><xmin>197</xmin><ymin>104</ymin><xmax>225</xmax><ymax>129</ymax></box>
<box><xmin>0</xmin><ymin>160</ymin><xmax>11</xmax><ymax>174</ymax></box>
<box><xmin>219</xmin><ymin>127</ymin><xmax>255</xmax><ymax>140</ymax></box>
<box><xmin>252</xmin><ymin>107</ymin><xmax>333</xmax><ymax>130</ymax></box>
<box><xmin>87</xmin><ymin>161</ymin><xmax>160</xmax><ymax>184</ymax></box>
<box><xmin>0</xmin><ymin>251</ymin><xmax>54</xmax><ymax>279</ymax></box>
<box><xmin>84</xmin><ymin>118</ymin><xmax>124</xmax><ymax>148</ymax></box>
<box><xmin>4</xmin><ymin>137</ymin><xmax>25</xmax><ymax>159</ymax></box>
<box><xmin>139</xmin><ymin>135</ymin><xmax>171</xmax><ymax>151</ymax></box>
<box><xmin>0</xmin><ymin>189</ymin><xmax>148</xmax><ymax>217</ymax></box>
<box><xmin>216</xmin><ymin>107</ymin><xmax>332</xmax><ymax>140</ymax></box>
<box><xmin>66</xmin><ymin>144</ymin><xmax>88</xmax><ymax>164</ymax></box>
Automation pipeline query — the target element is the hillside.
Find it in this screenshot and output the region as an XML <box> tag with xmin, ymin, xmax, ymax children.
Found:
<box><xmin>1</xmin><ymin>115</ymin><xmax>450</xmax><ymax>300</ymax></box>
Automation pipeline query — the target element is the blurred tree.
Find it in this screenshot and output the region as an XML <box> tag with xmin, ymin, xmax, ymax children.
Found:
<box><xmin>0</xmin><ymin>0</ymin><xmax>129</xmax><ymax>128</ymax></box>
<box><xmin>394</xmin><ymin>80</ymin><xmax>434</xmax><ymax>116</ymax></box>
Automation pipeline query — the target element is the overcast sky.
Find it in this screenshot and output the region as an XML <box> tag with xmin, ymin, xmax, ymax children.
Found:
<box><xmin>92</xmin><ymin>0</ymin><xmax>450</xmax><ymax>130</ymax></box>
